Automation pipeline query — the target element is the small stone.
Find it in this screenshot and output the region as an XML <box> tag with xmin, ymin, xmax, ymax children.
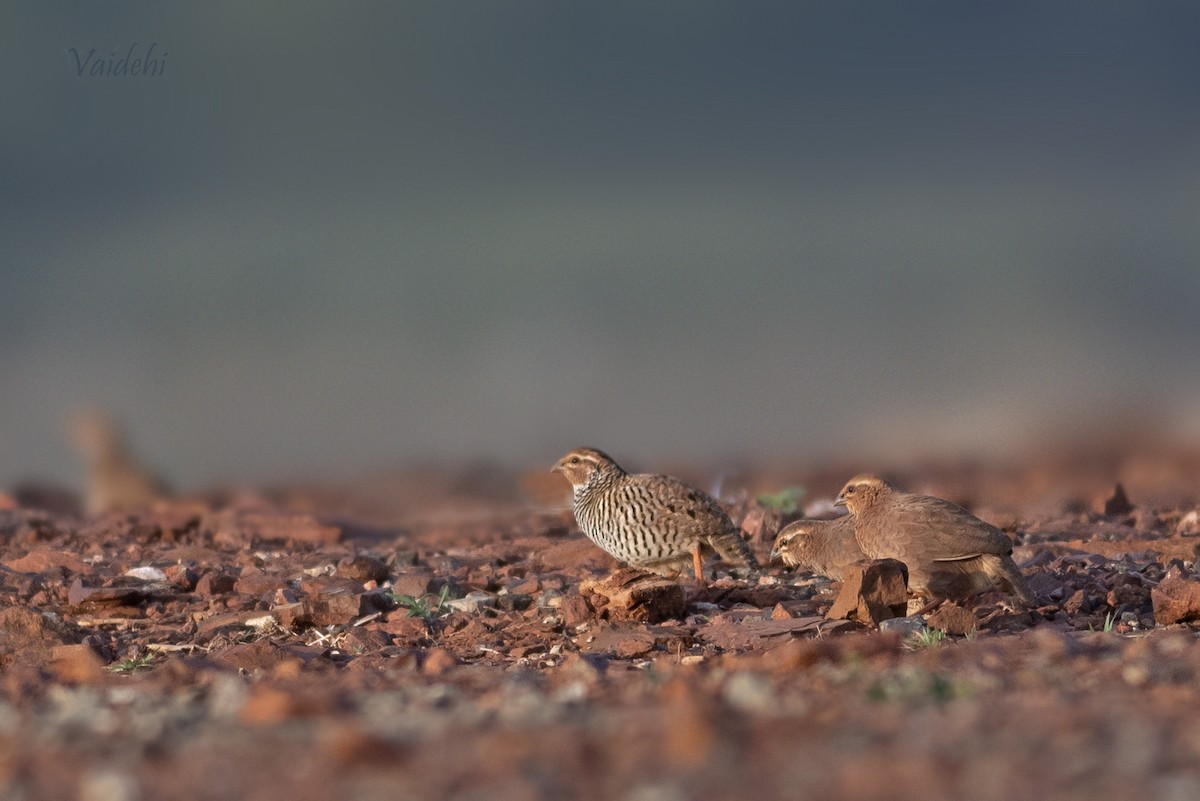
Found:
<box><xmin>389</xmin><ymin>571</ymin><xmax>435</xmax><ymax>598</ymax></box>
<box><xmin>1177</xmin><ymin>510</ymin><xmax>1200</xmax><ymax>537</ymax></box>
<box><xmin>926</xmin><ymin>603</ymin><xmax>978</xmax><ymax>636</ymax></box>
<box><xmin>239</xmin><ymin>687</ymin><xmax>296</xmax><ymax>725</ymax></box>
<box><xmin>196</xmin><ymin>572</ymin><xmax>237</xmax><ymax>597</ymax></box>
<box><xmin>164</xmin><ymin>564</ymin><xmax>199</xmax><ymax>591</ymax></box>
<box><xmin>511</xmin><ymin>578</ymin><xmax>542</xmax><ymax>595</ymax></box>
<box><xmin>421</xmin><ymin>648</ymin><xmax>458</xmax><ymax>676</ymax></box>
<box><xmin>537</xmin><ymin>589</ymin><xmax>565</xmax><ymax>609</ymax></box>
<box><xmin>337</xmin><ymin>555</ymin><xmax>389</xmax><ymax>584</ymax></box>
<box><xmin>306</xmin><ymin>595</ymin><xmax>366</xmax><ymax>627</ymax></box>
<box><xmin>879</xmin><ymin>617</ymin><xmax>928</xmax><ymax>637</ymax></box>
<box><xmin>273</xmin><ymin>588</ymin><xmax>299</xmax><ymax>605</ymax></box>
<box><xmin>769</xmin><ymin>603</ymin><xmax>793</xmax><ymax>621</ymax></box>
<box><xmin>67</xmin><ymin>579</ymin><xmax>146</xmax><ymax>609</ymax></box>
<box><xmin>3</xmin><ymin>550</ymin><xmax>91</xmax><ymax>575</ymax></box>
<box><xmin>559</xmin><ymin>594</ymin><xmax>594</xmax><ymax>626</ymax></box>
<box><xmin>233</xmin><ymin>569</ymin><xmax>285</xmax><ymax>599</ymax></box>
<box><xmin>722</xmin><ymin>672</ymin><xmax>775</xmax><ymax>713</ymax></box>
<box><xmin>51</xmin><ymin>644</ymin><xmax>106</xmax><ymax>684</ymax></box>
<box><xmin>1063</xmin><ymin>589</ymin><xmax>1092</xmax><ymax>615</ymax></box>
<box><xmin>445</xmin><ymin>591</ymin><xmax>496</xmax><ymax>614</ymax></box>
<box><xmin>123</xmin><ymin>566</ymin><xmax>168</xmax><ymax>583</ymax></box>
<box><xmin>613</xmin><ymin>638</ymin><xmax>655</xmax><ymax>659</ymax></box>
<box><xmin>496</xmin><ymin>593</ymin><xmax>533</xmax><ymax>612</ymax></box>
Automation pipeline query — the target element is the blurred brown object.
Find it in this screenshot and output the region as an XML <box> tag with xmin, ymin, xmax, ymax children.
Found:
<box><xmin>69</xmin><ymin>409</ymin><xmax>168</xmax><ymax>516</ymax></box>
<box><xmin>1101</xmin><ymin>482</ymin><xmax>1135</xmax><ymax>516</ymax></box>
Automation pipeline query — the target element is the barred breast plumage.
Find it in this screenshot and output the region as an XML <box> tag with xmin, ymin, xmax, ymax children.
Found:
<box><xmin>552</xmin><ymin>447</ymin><xmax>757</xmax><ymax>580</ymax></box>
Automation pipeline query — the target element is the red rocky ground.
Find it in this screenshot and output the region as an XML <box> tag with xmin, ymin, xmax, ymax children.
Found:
<box><xmin>2</xmin><ymin>449</ymin><xmax>1200</xmax><ymax>801</ymax></box>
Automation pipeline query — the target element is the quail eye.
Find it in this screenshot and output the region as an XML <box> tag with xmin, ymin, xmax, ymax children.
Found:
<box><xmin>570</xmin><ymin>457</ymin><xmax>580</xmax><ymax>465</ymax></box>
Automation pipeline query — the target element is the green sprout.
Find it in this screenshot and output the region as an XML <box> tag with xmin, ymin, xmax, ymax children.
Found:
<box><xmin>907</xmin><ymin>628</ymin><xmax>946</xmax><ymax>650</ymax></box>
<box><xmin>756</xmin><ymin>487</ymin><xmax>806</xmax><ymax>514</ymax></box>
<box><xmin>388</xmin><ymin>584</ymin><xmax>453</xmax><ymax>619</ymax></box>
<box><xmin>108</xmin><ymin>651</ymin><xmax>157</xmax><ymax>673</ymax></box>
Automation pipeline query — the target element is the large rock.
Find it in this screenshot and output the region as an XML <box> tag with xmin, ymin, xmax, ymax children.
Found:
<box><xmin>1152</xmin><ymin>576</ymin><xmax>1200</xmax><ymax>624</ymax></box>
<box><xmin>580</xmin><ymin>569</ymin><xmax>686</xmax><ymax>623</ymax></box>
<box><xmin>826</xmin><ymin>559</ymin><xmax>909</xmax><ymax>627</ymax></box>
<box><xmin>0</xmin><ymin>607</ymin><xmax>84</xmax><ymax>668</ymax></box>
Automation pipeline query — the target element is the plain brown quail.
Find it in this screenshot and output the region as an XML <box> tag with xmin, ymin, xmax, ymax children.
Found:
<box><xmin>770</xmin><ymin>515</ymin><xmax>864</xmax><ymax>582</ymax></box>
<box><xmin>552</xmin><ymin>447</ymin><xmax>758</xmax><ymax>581</ymax></box>
<box><xmin>835</xmin><ymin>474</ymin><xmax>1035</xmax><ymax>608</ymax></box>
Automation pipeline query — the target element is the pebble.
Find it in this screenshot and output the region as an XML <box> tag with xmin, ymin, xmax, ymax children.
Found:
<box><xmin>879</xmin><ymin>616</ymin><xmax>928</xmax><ymax>637</ymax></box>
<box><xmin>722</xmin><ymin>672</ymin><xmax>776</xmax><ymax>713</ymax></box>
<box><xmin>123</xmin><ymin>566</ymin><xmax>168</xmax><ymax>583</ymax></box>
<box><xmin>445</xmin><ymin>591</ymin><xmax>496</xmax><ymax>614</ymax></box>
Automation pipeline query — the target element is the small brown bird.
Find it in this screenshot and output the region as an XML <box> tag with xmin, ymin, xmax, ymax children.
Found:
<box><xmin>552</xmin><ymin>447</ymin><xmax>758</xmax><ymax>581</ymax></box>
<box><xmin>771</xmin><ymin>515</ymin><xmax>864</xmax><ymax>582</ymax></box>
<box><xmin>70</xmin><ymin>409</ymin><xmax>167</xmax><ymax>516</ymax></box>
<box><xmin>835</xmin><ymin>475</ymin><xmax>1035</xmax><ymax>608</ymax></box>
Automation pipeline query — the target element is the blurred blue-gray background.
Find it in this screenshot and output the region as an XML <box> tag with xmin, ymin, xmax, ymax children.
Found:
<box><xmin>3</xmin><ymin>3</ymin><xmax>1199</xmax><ymax>490</ymax></box>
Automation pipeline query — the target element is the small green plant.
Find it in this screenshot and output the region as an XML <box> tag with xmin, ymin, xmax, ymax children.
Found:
<box><xmin>907</xmin><ymin>628</ymin><xmax>946</xmax><ymax>650</ymax></box>
<box><xmin>389</xmin><ymin>584</ymin><xmax>453</xmax><ymax>619</ymax></box>
<box><xmin>109</xmin><ymin>651</ymin><xmax>156</xmax><ymax>673</ymax></box>
<box><xmin>866</xmin><ymin>667</ymin><xmax>962</xmax><ymax>704</ymax></box>
<box><xmin>756</xmin><ymin>487</ymin><xmax>806</xmax><ymax>514</ymax></box>
<box><xmin>1102</xmin><ymin>611</ymin><xmax>1115</xmax><ymax>633</ymax></box>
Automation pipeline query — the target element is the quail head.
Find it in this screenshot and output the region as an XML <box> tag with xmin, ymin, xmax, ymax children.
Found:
<box><xmin>552</xmin><ymin>447</ymin><xmax>758</xmax><ymax>581</ymax></box>
<box><xmin>835</xmin><ymin>474</ymin><xmax>1035</xmax><ymax>608</ymax></box>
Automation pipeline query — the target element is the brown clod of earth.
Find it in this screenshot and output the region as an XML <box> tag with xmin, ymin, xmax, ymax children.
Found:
<box><xmin>826</xmin><ymin>559</ymin><xmax>909</xmax><ymax>627</ymax></box>
<box><xmin>927</xmin><ymin>602</ymin><xmax>979</xmax><ymax>636</ymax></box>
<box><xmin>1151</xmin><ymin>576</ymin><xmax>1200</xmax><ymax>624</ymax></box>
<box><xmin>579</xmin><ymin>570</ymin><xmax>686</xmax><ymax>623</ymax></box>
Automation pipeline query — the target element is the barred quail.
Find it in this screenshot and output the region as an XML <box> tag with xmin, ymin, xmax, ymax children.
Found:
<box><xmin>771</xmin><ymin>515</ymin><xmax>864</xmax><ymax>582</ymax></box>
<box><xmin>835</xmin><ymin>475</ymin><xmax>1035</xmax><ymax>608</ymax></box>
<box><xmin>552</xmin><ymin>447</ymin><xmax>758</xmax><ymax>581</ymax></box>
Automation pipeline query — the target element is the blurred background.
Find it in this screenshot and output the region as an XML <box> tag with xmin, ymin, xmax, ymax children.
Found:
<box><xmin>3</xmin><ymin>3</ymin><xmax>1199</xmax><ymax>493</ymax></box>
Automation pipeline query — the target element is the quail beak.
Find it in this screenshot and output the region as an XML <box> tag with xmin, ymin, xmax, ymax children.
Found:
<box><xmin>550</xmin><ymin>462</ymin><xmax>563</xmax><ymax>474</ymax></box>
<box><xmin>768</xmin><ymin>547</ymin><xmax>781</xmax><ymax>564</ymax></box>
<box><xmin>833</xmin><ymin>495</ymin><xmax>847</xmax><ymax>507</ymax></box>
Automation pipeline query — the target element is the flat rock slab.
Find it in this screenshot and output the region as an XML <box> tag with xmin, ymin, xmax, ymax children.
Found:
<box><xmin>701</xmin><ymin>615</ymin><xmax>856</xmax><ymax>651</ymax></box>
